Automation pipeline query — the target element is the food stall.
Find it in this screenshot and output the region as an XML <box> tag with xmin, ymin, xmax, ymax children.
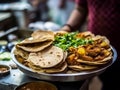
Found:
<box><xmin>0</xmin><ymin>29</ymin><xmax>117</xmax><ymax>90</ymax></box>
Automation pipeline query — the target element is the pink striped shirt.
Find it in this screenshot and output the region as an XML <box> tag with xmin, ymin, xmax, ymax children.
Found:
<box><xmin>76</xmin><ymin>0</ymin><xmax>120</xmax><ymax>55</ymax></box>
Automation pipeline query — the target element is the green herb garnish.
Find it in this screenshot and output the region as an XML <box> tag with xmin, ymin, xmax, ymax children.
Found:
<box><xmin>53</xmin><ymin>32</ymin><xmax>93</xmax><ymax>50</ymax></box>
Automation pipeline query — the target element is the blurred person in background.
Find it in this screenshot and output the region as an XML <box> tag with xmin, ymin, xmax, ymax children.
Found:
<box><xmin>60</xmin><ymin>0</ymin><xmax>120</xmax><ymax>90</ymax></box>
<box><xmin>47</xmin><ymin>0</ymin><xmax>75</xmax><ymax>26</ymax></box>
<box><xmin>0</xmin><ymin>0</ymin><xmax>20</xmax><ymax>3</ymax></box>
<box><xmin>28</xmin><ymin>0</ymin><xmax>50</xmax><ymax>22</ymax></box>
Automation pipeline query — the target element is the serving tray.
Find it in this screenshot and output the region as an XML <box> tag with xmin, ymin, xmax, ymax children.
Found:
<box><xmin>11</xmin><ymin>46</ymin><xmax>117</xmax><ymax>82</ymax></box>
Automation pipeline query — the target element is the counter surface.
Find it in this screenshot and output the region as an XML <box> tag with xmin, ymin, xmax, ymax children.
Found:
<box><xmin>0</xmin><ymin>60</ymin><xmax>88</xmax><ymax>90</ymax></box>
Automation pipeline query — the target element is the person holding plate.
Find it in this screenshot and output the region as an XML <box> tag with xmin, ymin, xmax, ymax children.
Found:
<box><xmin>60</xmin><ymin>0</ymin><xmax>120</xmax><ymax>90</ymax></box>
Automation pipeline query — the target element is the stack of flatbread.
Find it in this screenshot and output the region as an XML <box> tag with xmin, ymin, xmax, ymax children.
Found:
<box><xmin>27</xmin><ymin>46</ymin><xmax>68</xmax><ymax>73</ymax></box>
<box><xmin>16</xmin><ymin>30</ymin><xmax>54</xmax><ymax>52</ymax></box>
<box><xmin>14</xmin><ymin>30</ymin><xmax>67</xmax><ymax>73</ymax></box>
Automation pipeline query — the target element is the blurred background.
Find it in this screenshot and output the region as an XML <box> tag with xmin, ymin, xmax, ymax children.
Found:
<box><xmin>0</xmin><ymin>0</ymin><xmax>75</xmax><ymax>32</ymax></box>
<box><xmin>0</xmin><ymin>1</ymin><xmax>103</xmax><ymax>90</ymax></box>
<box><xmin>0</xmin><ymin>0</ymin><xmax>76</xmax><ymax>58</ymax></box>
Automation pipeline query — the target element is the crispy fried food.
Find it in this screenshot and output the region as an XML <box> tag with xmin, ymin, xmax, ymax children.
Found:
<box><xmin>76</xmin><ymin>31</ymin><xmax>95</xmax><ymax>39</ymax></box>
<box><xmin>68</xmin><ymin>64</ymin><xmax>97</xmax><ymax>71</ymax></box>
<box><xmin>66</xmin><ymin>34</ymin><xmax>113</xmax><ymax>71</ymax></box>
<box><xmin>54</xmin><ymin>30</ymin><xmax>68</xmax><ymax>36</ymax></box>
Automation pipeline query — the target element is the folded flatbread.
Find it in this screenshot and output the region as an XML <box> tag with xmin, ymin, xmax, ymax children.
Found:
<box><xmin>68</xmin><ymin>65</ymin><xmax>97</xmax><ymax>71</ymax></box>
<box><xmin>28</xmin><ymin>61</ymin><xmax>67</xmax><ymax>74</ymax></box>
<box><xmin>31</xmin><ymin>30</ymin><xmax>54</xmax><ymax>41</ymax></box>
<box><xmin>16</xmin><ymin>40</ymin><xmax>53</xmax><ymax>52</ymax></box>
<box><xmin>77</xmin><ymin>54</ymin><xmax>112</xmax><ymax>65</ymax></box>
<box><xmin>15</xmin><ymin>30</ymin><xmax>55</xmax><ymax>52</ymax></box>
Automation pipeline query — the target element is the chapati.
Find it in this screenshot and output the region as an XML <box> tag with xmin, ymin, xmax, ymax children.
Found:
<box><xmin>28</xmin><ymin>46</ymin><xmax>64</xmax><ymax>68</ymax></box>
<box><xmin>16</xmin><ymin>40</ymin><xmax>53</xmax><ymax>52</ymax></box>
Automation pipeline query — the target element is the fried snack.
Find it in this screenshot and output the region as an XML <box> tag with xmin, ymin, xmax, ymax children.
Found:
<box><xmin>68</xmin><ymin>65</ymin><xmax>97</xmax><ymax>71</ymax></box>
<box><xmin>77</xmin><ymin>56</ymin><xmax>112</xmax><ymax>65</ymax></box>
<box><xmin>66</xmin><ymin>35</ymin><xmax>113</xmax><ymax>71</ymax></box>
<box><xmin>76</xmin><ymin>31</ymin><xmax>95</xmax><ymax>39</ymax></box>
<box><xmin>15</xmin><ymin>30</ymin><xmax>54</xmax><ymax>52</ymax></box>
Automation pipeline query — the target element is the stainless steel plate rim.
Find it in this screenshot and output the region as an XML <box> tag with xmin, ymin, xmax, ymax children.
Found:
<box><xmin>11</xmin><ymin>46</ymin><xmax>117</xmax><ymax>81</ymax></box>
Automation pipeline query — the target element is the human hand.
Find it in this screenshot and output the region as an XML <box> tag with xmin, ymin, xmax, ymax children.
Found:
<box><xmin>54</xmin><ymin>24</ymin><xmax>72</xmax><ymax>35</ymax></box>
<box><xmin>29</xmin><ymin>0</ymin><xmax>40</xmax><ymax>8</ymax></box>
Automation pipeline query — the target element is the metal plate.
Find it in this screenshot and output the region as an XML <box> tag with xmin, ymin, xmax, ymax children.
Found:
<box><xmin>11</xmin><ymin>46</ymin><xmax>117</xmax><ymax>82</ymax></box>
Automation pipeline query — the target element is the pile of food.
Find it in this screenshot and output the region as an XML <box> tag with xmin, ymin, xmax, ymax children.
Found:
<box><xmin>14</xmin><ymin>30</ymin><xmax>113</xmax><ymax>73</ymax></box>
